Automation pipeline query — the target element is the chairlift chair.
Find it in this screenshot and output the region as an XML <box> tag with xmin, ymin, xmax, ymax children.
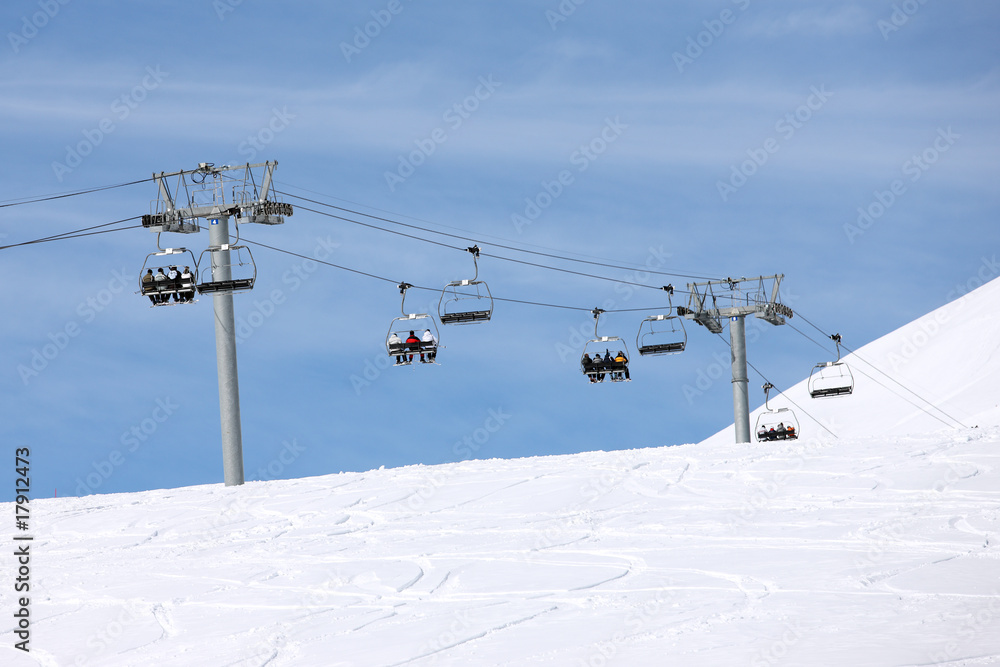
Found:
<box><xmin>581</xmin><ymin>309</ymin><xmax>632</xmax><ymax>383</ymax></box>
<box><xmin>387</xmin><ymin>283</ymin><xmax>441</xmax><ymax>366</ymax></box>
<box><xmin>196</xmin><ymin>244</ymin><xmax>256</xmax><ymax>295</ymax></box>
<box><xmin>808</xmin><ymin>333</ymin><xmax>855</xmax><ymax>398</ymax></box>
<box><xmin>138</xmin><ymin>247</ymin><xmax>199</xmax><ymax>306</ymax></box>
<box><xmin>438</xmin><ymin>246</ymin><xmax>494</xmax><ymax>325</ymax></box>
<box><xmin>755</xmin><ymin>382</ymin><xmax>800</xmax><ymax>442</ymax></box>
<box><xmin>637</xmin><ymin>315</ymin><xmax>687</xmax><ymax>355</ymax></box>
<box><xmin>636</xmin><ymin>286</ymin><xmax>686</xmax><ymax>356</ymax></box>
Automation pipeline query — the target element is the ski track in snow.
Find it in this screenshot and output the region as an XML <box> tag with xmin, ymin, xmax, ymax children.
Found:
<box><xmin>4</xmin><ymin>428</ymin><xmax>1000</xmax><ymax>666</ymax></box>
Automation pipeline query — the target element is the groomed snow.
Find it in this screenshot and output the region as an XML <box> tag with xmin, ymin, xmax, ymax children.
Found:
<box><xmin>3</xmin><ymin>279</ymin><xmax>999</xmax><ymax>666</ymax></box>
<box><xmin>5</xmin><ymin>429</ymin><xmax>1000</xmax><ymax>666</ymax></box>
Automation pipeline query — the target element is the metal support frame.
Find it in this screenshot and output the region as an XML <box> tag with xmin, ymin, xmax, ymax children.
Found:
<box><xmin>141</xmin><ymin>161</ymin><xmax>292</xmax><ymax>487</ymax></box>
<box><xmin>149</xmin><ymin>161</ymin><xmax>291</xmax><ymax>225</ymax></box>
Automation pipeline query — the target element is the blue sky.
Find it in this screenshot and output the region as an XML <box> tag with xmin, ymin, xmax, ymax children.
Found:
<box><xmin>1</xmin><ymin>1</ymin><xmax>998</xmax><ymax>498</ymax></box>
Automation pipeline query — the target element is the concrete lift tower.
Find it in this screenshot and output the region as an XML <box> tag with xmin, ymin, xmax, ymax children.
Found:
<box><xmin>141</xmin><ymin>162</ymin><xmax>292</xmax><ymax>485</ymax></box>
<box><xmin>679</xmin><ymin>275</ymin><xmax>793</xmax><ymax>444</ymax></box>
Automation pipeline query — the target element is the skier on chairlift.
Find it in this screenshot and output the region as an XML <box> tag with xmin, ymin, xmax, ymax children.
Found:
<box><xmin>153</xmin><ymin>268</ymin><xmax>168</xmax><ymax>303</ymax></box>
<box><xmin>421</xmin><ymin>328</ymin><xmax>437</xmax><ymax>363</ymax></box>
<box><xmin>615</xmin><ymin>350</ymin><xmax>630</xmax><ymax>381</ymax></box>
<box><xmin>388</xmin><ymin>332</ymin><xmax>404</xmax><ymax>364</ymax></box>
<box><xmin>405</xmin><ymin>330</ymin><xmax>421</xmax><ymax>363</ymax></box>
<box><xmin>582</xmin><ymin>353</ymin><xmax>597</xmax><ymax>383</ymax></box>
<box><xmin>142</xmin><ymin>269</ymin><xmax>156</xmax><ymax>305</ymax></box>
<box><xmin>180</xmin><ymin>266</ymin><xmax>195</xmax><ymax>302</ymax></box>
<box><xmin>594</xmin><ymin>353</ymin><xmax>606</xmax><ymax>383</ymax></box>
<box><xmin>168</xmin><ymin>266</ymin><xmax>181</xmax><ymax>302</ymax></box>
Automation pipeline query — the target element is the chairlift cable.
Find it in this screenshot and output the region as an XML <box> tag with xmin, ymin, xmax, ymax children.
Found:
<box><xmin>836</xmin><ymin>342</ymin><xmax>969</xmax><ymax>429</ymax></box>
<box><xmin>840</xmin><ymin>362</ymin><xmax>959</xmax><ymax>429</ymax></box>
<box><xmin>785</xmin><ymin>317</ymin><xmax>967</xmax><ymax>429</ymax></box>
<box><xmin>783</xmin><ymin>320</ymin><xmax>835</xmax><ymax>355</ymax></box>
<box><xmin>27</xmin><ymin>217</ymin><xmax>139</xmax><ymax>243</ymax></box>
<box><xmin>277</xmin><ymin>189</ymin><xmax>717</xmax><ymax>281</ymax></box>
<box><xmin>242</xmin><ymin>238</ymin><xmax>399</xmax><ymax>285</ymax></box>
<box><xmin>477</xmin><ymin>250</ymin><xmax>685</xmax><ymax>293</ymax></box>
<box><xmin>790</xmin><ymin>311</ymin><xmax>969</xmax><ymax>428</ymax></box>
<box><xmin>243</xmin><ymin>237</ymin><xmax>663</xmax><ymax>313</ymax></box>
<box><xmin>0</xmin><ymin>217</ymin><xmax>142</xmax><ymax>251</ymax></box>
<box><xmin>289</xmin><ymin>203</ymin><xmax>688</xmax><ymax>294</ymax></box>
<box><xmin>0</xmin><ymin>178</ymin><xmax>153</xmax><ymax>208</ymax></box>
<box><xmin>291</xmin><ymin>203</ymin><xmax>469</xmax><ymax>252</ymax></box>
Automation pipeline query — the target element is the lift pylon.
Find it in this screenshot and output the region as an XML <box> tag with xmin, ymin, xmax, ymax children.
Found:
<box><xmin>139</xmin><ymin>162</ymin><xmax>293</xmax><ymax>487</ymax></box>
<box><xmin>681</xmin><ymin>275</ymin><xmax>793</xmax><ymax>444</ymax></box>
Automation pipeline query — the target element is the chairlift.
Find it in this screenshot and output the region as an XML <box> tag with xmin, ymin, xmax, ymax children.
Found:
<box><xmin>636</xmin><ymin>285</ymin><xmax>686</xmax><ymax>356</ymax></box>
<box><xmin>755</xmin><ymin>382</ymin><xmax>799</xmax><ymax>442</ymax></box>
<box><xmin>808</xmin><ymin>333</ymin><xmax>854</xmax><ymax>398</ymax></box>
<box><xmin>138</xmin><ymin>247</ymin><xmax>199</xmax><ymax>306</ymax></box>
<box><xmin>387</xmin><ymin>283</ymin><xmax>441</xmax><ymax>366</ymax></box>
<box><xmin>439</xmin><ymin>245</ymin><xmax>494</xmax><ymax>325</ymax></box>
<box><xmin>196</xmin><ymin>244</ymin><xmax>256</xmax><ymax>295</ymax></box>
<box><xmin>581</xmin><ymin>309</ymin><xmax>632</xmax><ymax>383</ymax></box>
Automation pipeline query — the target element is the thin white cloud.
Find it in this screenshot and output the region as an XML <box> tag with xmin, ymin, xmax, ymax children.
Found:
<box><xmin>741</xmin><ymin>5</ymin><xmax>872</xmax><ymax>37</ymax></box>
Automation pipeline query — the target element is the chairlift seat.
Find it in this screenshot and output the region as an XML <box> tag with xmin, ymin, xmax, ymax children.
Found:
<box><xmin>757</xmin><ymin>426</ymin><xmax>798</xmax><ymax>442</ymax></box>
<box><xmin>439</xmin><ymin>310</ymin><xmax>492</xmax><ymax>325</ymax></box>
<box><xmin>389</xmin><ymin>339</ymin><xmax>439</xmax><ymax>365</ymax></box>
<box><xmin>197</xmin><ymin>278</ymin><xmax>255</xmax><ymax>295</ymax></box>
<box><xmin>388</xmin><ymin>341</ymin><xmax>437</xmax><ymax>355</ymax></box>
<box><xmin>638</xmin><ymin>342</ymin><xmax>686</xmax><ymax>355</ymax></box>
<box><xmin>809</xmin><ymin>386</ymin><xmax>853</xmax><ymax>398</ymax></box>
<box><xmin>636</xmin><ymin>312</ymin><xmax>687</xmax><ymax>357</ymax></box>
<box><xmin>807</xmin><ymin>361</ymin><xmax>855</xmax><ymax>399</ymax></box>
<box><xmin>583</xmin><ymin>359</ymin><xmax>628</xmax><ymax>373</ymax></box>
<box><xmin>582</xmin><ymin>358</ymin><xmax>630</xmax><ymax>383</ymax></box>
<box><xmin>141</xmin><ymin>281</ymin><xmax>196</xmax><ymax>297</ymax></box>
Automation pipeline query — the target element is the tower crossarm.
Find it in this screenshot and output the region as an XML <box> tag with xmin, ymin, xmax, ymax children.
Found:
<box><xmin>143</xmin><ymin>162</ymin><xmax>292</xmax><ymax>228</ymax></box>
<box><xmin>682</xmin><ymin>274</ymin><xmax>791</xmax><ymax>330</ymax></box>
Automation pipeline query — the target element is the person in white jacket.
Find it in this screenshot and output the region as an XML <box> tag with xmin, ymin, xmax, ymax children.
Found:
<box><xmin>167</xmin><ymin>266</ymin><xmax>181</xmax><ymax>302</ymax></box>
<box><xmin>388</xmin><ymin>333</ymin><xmax>405</xmax><ymax>365</ymax></box>
<box><xmin>153</xmin><ymin>268</ymin><xmax>168</xmax><ymax>304</ymax></box>
<box><xmin>179</xmin><ymin>266</ymin><xmax>195</xmax><ymax>302</ymax></box>
<box><xmin>421</xmin><ymin>329</ymin><xmax>437</xmax><ymax>363</ymax></box>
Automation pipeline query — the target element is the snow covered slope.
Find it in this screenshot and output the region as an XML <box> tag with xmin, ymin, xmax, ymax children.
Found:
<box><xmin>4</xmin><ymin>427</ymin><xmax>1000</xmax><ymax>666</ymax></box>
<box><xmin>705</xmin><ymin>275</ymin><xmax>1000</xmax><ymax>445</ymax></box>
<box><xmin>3</xmin><ymin>279</ymin><xmax>999</xmax><ymax>666</ymax></box>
